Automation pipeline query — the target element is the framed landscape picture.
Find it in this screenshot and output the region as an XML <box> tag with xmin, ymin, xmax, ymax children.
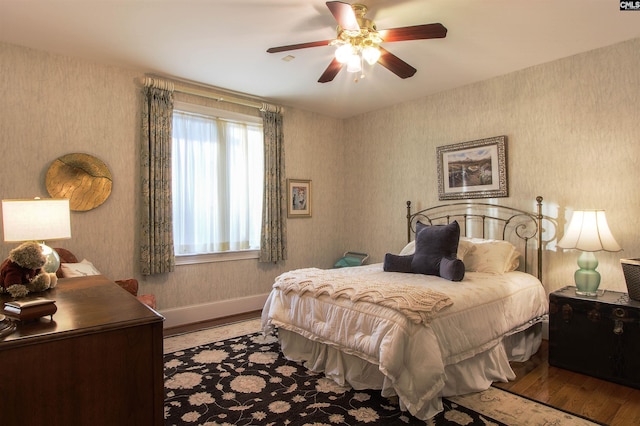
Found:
<box><xmin>437</xmin><ymin>136</ymin><xmax>508</xmax><ymax>200</ymax></box>
<box><xmin>287</xmin><ymin>179</ymin><xmax>311</xmax><ymax>218</ymax></box>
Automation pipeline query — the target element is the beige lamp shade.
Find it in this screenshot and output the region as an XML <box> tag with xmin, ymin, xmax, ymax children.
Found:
<box><xmin>2</xmin><ymin>198</ymin><xmax>71</xmax><ymax>273</ymax></box>
<box><xmin>557</xmin><ymin>210</ymin><xmax>621</xmax><ymax>252</ymax></box>
<box><xmin>2</xmin><ymin>198</ymin><xmax>71</xmax><ymax>242</ymax></box>
<box><xmin>45</xmin><ymin>153</ymin><xmax>112</xmax><ymax>211</ymax></box>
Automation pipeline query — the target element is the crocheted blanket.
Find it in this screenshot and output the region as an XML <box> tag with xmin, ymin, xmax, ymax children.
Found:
<box><xmin>273</xmin><ymin>268</ymin><xmax>453</xmax><ymax>324</ymax></box>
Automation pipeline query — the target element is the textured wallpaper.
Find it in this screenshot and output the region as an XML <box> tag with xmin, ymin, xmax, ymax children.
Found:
<box><xmin>341</xmin><ymin>37</ymin><xmax>640</xmax><ymax>294</ymax></box>
<box><xmin>1</xmin><ymin>38</ymin><xmax>638</xmax><ymax>313</ymax></box>
<box><xmin>0</xmin><ymin>42</ymin><xmax>346</xmax><ymax>309</ymax></box>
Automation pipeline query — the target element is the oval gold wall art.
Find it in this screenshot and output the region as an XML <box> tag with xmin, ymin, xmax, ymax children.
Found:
<box><xmin>46</xmin><ymin>153</ymin><xmax>113</xmax><ymax>211</ymax></box>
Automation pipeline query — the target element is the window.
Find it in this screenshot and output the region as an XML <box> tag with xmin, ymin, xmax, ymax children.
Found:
<box><xmin>172</xmin><ymin>101</ymin><xmax>263</xmax><ymax>263</ymax></box>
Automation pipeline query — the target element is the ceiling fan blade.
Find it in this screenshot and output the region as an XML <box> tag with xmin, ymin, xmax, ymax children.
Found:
<box><xmin>267</xmin><ymin>40</ymin><xmax>333</xmax><ymax>53</ymax></box>
<box><xmin>380</xmin><ymin>23</ymin><xmax>447</xmax><ymax>42</ymax></box>
<box><xmin>377</xmin><ymin>47</ymin><xmax>416</xmax><ymax>79</ymax></box>
<box><xmin>318</xmin><ymin>58</ymin><xmax>343</xmax><ymax>83</ymax></box>
<box><xmin>326</xmin><ymin>1</ymin><xmax>360</xmax><ymax>32</ymax></box>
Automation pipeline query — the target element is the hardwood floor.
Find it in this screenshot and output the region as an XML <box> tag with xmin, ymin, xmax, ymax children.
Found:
<box><xmin>494</xmin><ymin>339</ymin><xmax>640</xmax><ymax>425</ymax></box>
<box><xmin>165</xmin><ymin>315</ymin><xmax>640</xmax><ymax>425</ymax></box>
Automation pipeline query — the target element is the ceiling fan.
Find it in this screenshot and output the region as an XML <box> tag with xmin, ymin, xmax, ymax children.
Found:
<box><xmin>267</xmin><ymin>1</ymin><xmax>447</xmax><ymax>83</ymax></box>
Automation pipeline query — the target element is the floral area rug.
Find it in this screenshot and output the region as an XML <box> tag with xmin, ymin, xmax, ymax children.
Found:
<box><xmin>164</xmin><ymin>320</ymin><xmax>601</xmax><ymax>426</ymax></box>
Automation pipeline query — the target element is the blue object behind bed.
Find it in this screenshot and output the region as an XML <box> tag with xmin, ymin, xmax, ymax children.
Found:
<box><xmin>334</xmin><ymin>252</ymin><xmax>369</xmax><ymax>268</ymax></box>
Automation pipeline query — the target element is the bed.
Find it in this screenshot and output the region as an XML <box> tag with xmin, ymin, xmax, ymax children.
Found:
<box><xmin>261</xmin><ymin>197</ymin><xmax>549</xmax><ymax>421</ymax></box>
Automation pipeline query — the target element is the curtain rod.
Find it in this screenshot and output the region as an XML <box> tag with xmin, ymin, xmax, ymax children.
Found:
<box><xmin>140</xmin><ymin>76</ymin><xmax>281</xmax><ymax>113</ymax></box>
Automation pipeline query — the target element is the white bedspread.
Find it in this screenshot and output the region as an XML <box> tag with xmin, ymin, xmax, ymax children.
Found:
<box><xmin>273</xmin><ymin>266</ymin><xmax>453</xmax><ymax>324</ymax></box>
<box><xmin>262</xmin><ymin>263</ymin><xmax>548</xmax><ymax>420</ymax></box>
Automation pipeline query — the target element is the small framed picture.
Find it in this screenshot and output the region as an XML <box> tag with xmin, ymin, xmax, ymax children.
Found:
<box><xmin>437</xmin><ymin>135</ymin><xmax>508</xmax><ymax>200</ymax></box>
<box><xmin>287</xmin><ymin>179</ymin><xmax>311</xmax><ymax>218</ymax></box>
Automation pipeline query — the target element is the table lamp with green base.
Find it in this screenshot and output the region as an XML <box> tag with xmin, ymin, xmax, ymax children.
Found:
<box><xmin>557</xmin><ymin>209</ymin><xmax>621</xmax><ymax>296</ymax></box>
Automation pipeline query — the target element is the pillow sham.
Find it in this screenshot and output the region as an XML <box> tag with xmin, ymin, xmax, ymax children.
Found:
<box><xmin>60</xmin><ymin>259</ymin><xmax>102</xmax><ymax>278</ymax></box>
<box><xmin>456</xmin><ymin>239</ymin><xmax>475</xmax><ymax>261</ymax></box>
<box><xmin>411</xmin><ymin>221</ymin><xmax>460</xmax><ymax>276</ymax></box>
<box><xmin>506</xmin><ymin>250</ymin><xmax>521</xmax><ymax>272</ymax></box>
<box><xmin>461</xmin><ymin>238</ymin><xmax>517</xmax><ymax>274</ymax></box>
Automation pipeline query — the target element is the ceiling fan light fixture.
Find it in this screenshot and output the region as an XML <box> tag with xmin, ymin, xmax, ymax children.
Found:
<box><xmin>362</xmin><ymin>45</ymin><xmax>381</xmax><ymax>65</ymax></box>
<box><xmin>335</xmin><ymin>44</ymin><xmax>354</xmax><ymax>64</ymax></box>
<box><xmin>346</xmin><ymin>54</ymin><xmax>362</xmax><ymax>73</ymax></box>
<box><xmin>267</xmin><ymin>2</ymin><xmax>447</xmax><ymax>83</ymax></box>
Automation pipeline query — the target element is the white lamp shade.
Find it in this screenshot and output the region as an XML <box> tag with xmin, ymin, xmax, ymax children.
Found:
<box><xmin>334</xmin><ymin>44</ymin><xmax>354</xmax><ymax>64</ymax></box>
<box><xmin>2</xmin><ymin>198</ymin><xmax>71</xmax><ymax>242</ymax></box>
<box><xmin>362</xmin><ymin>46</ymin><xmax>381</xmax><ymax>65</ymax></box>
<box><xmin>557</xmin><ymin>210</ymin><xmax>621</xmax><ymax>252</ymax></box>
<box><xmin>346</xmin><ymin>54</ymin><xmax>362</xmax><ymax>73</ymax></box>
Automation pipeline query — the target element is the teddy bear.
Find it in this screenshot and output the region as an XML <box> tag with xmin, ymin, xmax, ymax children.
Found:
<box><xmin>0</xmin><ymin>241</ymin><xmax>58</xmax><ymax>298</ymax></box>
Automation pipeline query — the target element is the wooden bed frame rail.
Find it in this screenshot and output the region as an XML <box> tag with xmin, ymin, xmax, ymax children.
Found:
<box><xmin>406</xmin><ymin>196</ymin><xmax>544</xmax><ymax>281</ymax></box>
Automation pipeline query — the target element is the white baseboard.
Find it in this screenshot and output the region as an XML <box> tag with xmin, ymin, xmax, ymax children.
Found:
<box><xmin>160</xmin><ymin>293</ymin><xmax>269</xmax><ymax>329</ymax></box>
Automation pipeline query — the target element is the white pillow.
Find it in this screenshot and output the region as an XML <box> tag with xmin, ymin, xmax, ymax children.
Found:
<box><xmin>461</xmin><ymin>238</ymin><xmax>517</xmax><ymax>274</ymax></box>
<box><xmin>60</xmin><ymin>259</ymin><xmax>102</xmax><ymax>278</ymax></box>
<box><xmin>457</xmin><ymin>239</ymin><xmax>476</xmax><ymax>261</ymax></box>
<box><xmin>398</xmin><ymin>238</ymin><xmax>475</xmax><ymax>261</ymax></box>
<box><xmin>399</xmin><ymin>241</ymin><xmax>415</xmax><ymax>256</ymax></box>
<box><xmin>506</xmin><ymin>250</ymin><xmax>521</xmax><ymax>272</ymax></box>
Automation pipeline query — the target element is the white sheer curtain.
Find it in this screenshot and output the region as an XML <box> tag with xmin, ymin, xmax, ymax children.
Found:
<box><xmin>172</xmin><ymin>109</ymin><xmax>263</xmax><ymax>255</ymax></box>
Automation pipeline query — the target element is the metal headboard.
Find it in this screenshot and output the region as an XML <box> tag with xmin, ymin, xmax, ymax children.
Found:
<box><xmin>406</xmin><ymin>196</ymin><xmax>544</xmax><ymax>280</ymax></box>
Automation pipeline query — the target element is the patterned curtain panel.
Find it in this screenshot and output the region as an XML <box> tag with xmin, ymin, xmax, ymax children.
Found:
<box><xmin>259</xmin><ymin>109</ymin><xmax>288</xmax><ymax>263</ymax></box>
<box><xmin>140</xmin><ymin>84</ymin><xmax>176</xmax><ymax>275</ymax></box>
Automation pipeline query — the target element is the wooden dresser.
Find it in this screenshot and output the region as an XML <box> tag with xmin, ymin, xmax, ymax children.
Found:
<box><xmin>0</xmin><ymin>275</ymin><xmax>164</xmax><ymax>425</ymax></box>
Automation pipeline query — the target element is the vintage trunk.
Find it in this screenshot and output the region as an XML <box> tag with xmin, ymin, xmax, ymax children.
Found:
<box><xmin>549</xmin><ymin>286</ymin><xmax>640</xmax><ymax>389</ymax></box>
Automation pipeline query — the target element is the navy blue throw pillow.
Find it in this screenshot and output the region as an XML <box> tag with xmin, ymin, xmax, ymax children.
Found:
<box><xmin>411</xmin><ymin>221</ymin><xmax>460</xmax><ymax>276</ymax></box>
<box><xmin>439</xmin><ymin>256</ymin><xmax>465</xmax><ymax>281</ymax></box>
<box><xmin>383</xmin><ymin>253</ymin><xmax>414</xmax><ymax>273</ymax></box>
<box><xmin>415</xmin><ymin>220</ymin><xmax>428</xmax><ymax>236</ymax></box>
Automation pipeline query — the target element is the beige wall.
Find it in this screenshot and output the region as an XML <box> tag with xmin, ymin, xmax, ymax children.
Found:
<box><xmin>342</xmin><ymin>37</ymin><xmax>640</xmax><ymax>294</ymax></box>
<box><xmin>1</xmin><ymin>37</ymin><xmax>638</xmax><ymax>315</ymax></box>
<box><xmin>0</xmin><ymin>42</ymin><xmax>345</xmax><ymax>311</ymax></box>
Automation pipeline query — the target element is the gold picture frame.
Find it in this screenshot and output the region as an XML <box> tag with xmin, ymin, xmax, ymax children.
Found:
<box><xmin>287</xmin><ymin>179</ymin><xmax>311</xmax><ymax>218</ymax></box>
<box><xmin>437</xmin><ymin>136</ymin><xmax>508</xmax><ymax>200</ymax></box>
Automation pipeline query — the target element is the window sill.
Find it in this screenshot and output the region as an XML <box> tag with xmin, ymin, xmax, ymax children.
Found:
<box><xmin>175</xmin><ymin>250</ymin><xmax>259</xmax><ymax>265</ymax></box>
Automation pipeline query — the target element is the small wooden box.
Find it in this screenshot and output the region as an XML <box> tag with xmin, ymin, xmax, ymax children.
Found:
<box><xmin>549</xmin><ymin>286</ymin><xmax>640</xmax><ymax>389</ymax></box>
<box><xmin>2</xmin><ymin>298</ymin><xmax>57</xmax><ymax>322</ymax></box>
<box><xmin>2</xmin><ymin>304</ymin><xmax>57</xmax><ymax>321</ymax></box>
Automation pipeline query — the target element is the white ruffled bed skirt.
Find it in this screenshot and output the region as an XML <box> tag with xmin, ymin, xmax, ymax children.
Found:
<box><xmin>275</xmin><ymin>322</ymin><xmax>542</xmax><ymax>420</ymax></box>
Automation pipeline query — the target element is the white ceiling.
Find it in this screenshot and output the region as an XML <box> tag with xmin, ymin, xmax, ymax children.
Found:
<box><xmin>1</xmin><ymin>0</ymin><xmax>639</xmax><ymax>118</ymax></box>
